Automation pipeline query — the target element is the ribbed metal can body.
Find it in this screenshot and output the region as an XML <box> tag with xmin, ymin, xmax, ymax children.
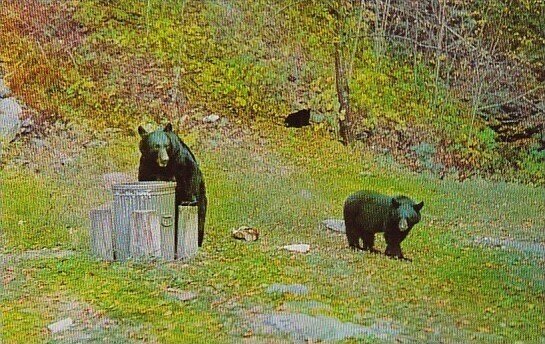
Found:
<box><xmin>112</xmin><ymin>182</ymin><xmax>176</xmax><ymax>260</ymax></box>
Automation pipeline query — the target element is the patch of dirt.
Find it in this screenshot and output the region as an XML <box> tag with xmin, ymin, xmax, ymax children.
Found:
<box><xmin>1</xmin><ymin>249</ymin><xmax>76</xmax><ymax>300</ymax></box>
<box><xmin>4</xmin><ymin>120</ymin><xmax>104</xmax><ymax>173</ymax></box>
<box><xmin>249</xmin><ymin>153</ymin><xmax>292</xmax><ymax>177</ymax></box>
<box><xmin>363</xmin><ymin>125</ymin><xmax>471</xmax><ymax>179</ymax></box>
<box><xmin>1</xmin><ymin>251</ymin><xmax>152</xmax><ymax>341</ymax></box>
<box><xmin>199</xmin><ymin>124</ymin><xmax>294</xmax><ymax>177</ymax></box>
<box><xmin>1</xmin><ymin>0</ymin><xmax>88</xmax><ymax>49</ymax></box>
<box><xmin>44</xmin><ymin>296</ymin><xmax>144</xmax><ymax>343</ymax></box>
<box><xmin>0</xmin><ymin>249</ymin><xmax>75</xmax><ymax>267</ymax></box>
<box><xmin>82</xmin><ymin>47</ymin><xmax>190</xmax><ymax>124</ymax></box>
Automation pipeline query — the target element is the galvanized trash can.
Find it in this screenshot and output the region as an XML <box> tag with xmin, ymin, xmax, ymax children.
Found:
<box><xmin>112</xmin><ymin>182</ymin><xmax>176</xmax><ymax>261</ymax></box>
<box><xmin>177</xmin><ymin>201</ymin><xmax>199</xmax><ymax>260</ymax></box>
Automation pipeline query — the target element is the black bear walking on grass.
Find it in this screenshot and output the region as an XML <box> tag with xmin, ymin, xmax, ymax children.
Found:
<box><xmin>138</xmin><ymin>123</ymin><xmax>207</xmax><ymax>247</ymax></box>
<box><xmin>343</xmin><ymin>190</ymin><xmax>423</xmax><ymax>260</ymax></box>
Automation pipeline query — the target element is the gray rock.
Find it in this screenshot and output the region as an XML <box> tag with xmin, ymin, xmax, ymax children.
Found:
<box><xmin>30</xmin><ymin>138</ymin><xmax>47</xmax><ymax>149</ymax></box>
<box><xmin>47</xmin><ymin>318</ymin><xmax>74</xmax><ymax>333</ymax></box>
<box><xmin>203</xmin><ymin>114</ymin><xmax>220</xmax><ymax>123</ymax></box>
<box><xmin>0</xmin><ymin>97</ymin><xmax>23</xmax><ymax>116</ymax></box>
<box><xmin>320</xmin><ymin>219</ymin><xmax>346</xmax><ymax>233</ymax></box>
<box><xmin>251</xmin><ymin>313</ymin><xmax>397</xmax><ymax>341</ymax></box>
<box><xmin>0</xmin><ymin>98</ymin><xmax>22</xmax><ymax>143</ymax></box>
<box><xmin>300</xmin><ymin>189</ymin><xmax>312</xmax><ymax>199</ymax></box>
<box><xmin>165</xmin><ymin>288</ymin><xmax>198</xmax><ymax>302</ymax></box>
<box><xmin>266</xmin><ymin>284</ymin><xmax>309</xmax><ymax>296</ymax></box>
<box><xmin>20</xmin><ymin>118</ymin><xmax>33</xmax><ymax>134</ymax></box>
<box><xmin>283</xmin><ymin>244</ymin><xmax>310</xmax><ymax>253</ymax></box>
<box><xmin>0</xmin><ymin>78</ymin><xmax>10</xmax><ymax>98</ymax></box>
<box><xmin>282</xmin><ymin>244</ymin><xmax>310</xmax><ymax>253</ymax></box>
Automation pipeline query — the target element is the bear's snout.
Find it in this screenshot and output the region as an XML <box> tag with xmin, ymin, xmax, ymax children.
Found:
<box><xmin>399</xmin><ymin>218</ymin><xmax>409</xmax><ymax>231</ymax></box>
<box><xmin>157</xmin><ymin>150</ymin><xmax>169</xmax><ymax>167</ymax></box>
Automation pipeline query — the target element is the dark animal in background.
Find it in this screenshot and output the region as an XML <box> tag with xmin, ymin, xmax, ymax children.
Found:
<box><xmin>343</xmin><ymin>190</ymin><xmax>424</xmax><ymax>260</ymax></box>
<box><xmin>138</xmin><ymin>123</ymin><xmax>208</xmax><ymax>247</ymax></box>
<box><xmin>284</xmin><ymin>109</ymin><xmax>311</xmax><ymax>128</ymax></box>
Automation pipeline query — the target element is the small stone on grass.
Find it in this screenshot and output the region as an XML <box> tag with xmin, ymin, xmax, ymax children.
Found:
<box><xmin>266</xmin><ymin>284</ymin><xmax>309</xmax><ymax>295</ymax></box>
<box><xmin>203</xmin><ymin>114</ymin><xmax>220</xmax><ymax>123</ymax></box>
<box><xmin>283</xmin><ymin>244</ymin><xmax>310</xmax><ymax>253</ymax></box>
<box><xmin>165</xmin><ymin>288</ymin><xmax>198</xmax><ymax>302</ymax></box>
<box><xmin>320</xmin><ymin>219</ymin><xmax>346</xmax><ymax>233</ymax></box>
<box><xmin>47</xmin><ymin>318</ymin><xmax>74</xmax><ymax>334</ymax></box>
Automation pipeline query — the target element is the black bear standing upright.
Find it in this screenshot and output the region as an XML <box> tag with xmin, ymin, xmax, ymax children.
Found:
<box><xmin>137</xmin><ymin>123</ymin><xmax>207</xmax><ymax>247</ymax></box>
<box><xmin>343</xmin><ymin>190</ymin><xmax>424</xmax><ymax>260</ymax></box>
<box><xmin>284</xmin><ymin>109</ymin><xmax>311</xmax><ymax>128</ymax></box>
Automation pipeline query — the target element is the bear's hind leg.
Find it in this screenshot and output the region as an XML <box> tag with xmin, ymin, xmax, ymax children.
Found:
<box><xmin>346</xmin><ymin>232</ymin><xmax>362</xmax><ymax>250</ymax></box>
<box><xmin>344</xmin><ymin>219</ymin><xmax>364</xmax><ymax>250</ymax></box>
<box><xmin>360</xmin><ymin>231</ymin><xmax>380</xmax><ymax>253</ymax></box>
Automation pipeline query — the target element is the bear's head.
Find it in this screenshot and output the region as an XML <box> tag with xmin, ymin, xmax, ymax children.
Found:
<box><xmin>390</xmin><ymin>196</ymin><xmax>424</xmax><ymax>232</ymax></box>
<box><xmin>138</xmin><ymin>123</ymin><xmax>174</xmax><ymax>167</ymax></box>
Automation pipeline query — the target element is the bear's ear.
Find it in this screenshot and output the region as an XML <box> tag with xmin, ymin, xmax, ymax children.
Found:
<box><xmin>138</xmin><ymin>126</ymin><xmax>148</xmax><ymax>138</ymax></box>
<box><xmin>414</xmin><ymin>201</ymin><xmax>424</xmax><ymax>212</ymax></box>
<box><xmin>164</xmin><ymin>123</ymin><xmax>173</xmax><ymax>132</ymax></box>
<box><xmin>391</xmin><ymin>198</ymin><xmax>401</xmax><ymax>208</ymax></box>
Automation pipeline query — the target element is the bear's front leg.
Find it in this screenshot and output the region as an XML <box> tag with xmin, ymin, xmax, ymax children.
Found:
<box><xmin>384</xmin><ymin>243</ymin><xmax>402</xmax><ymax>258</ymax></box>
<box><xmin>384</xmin><ymin>238</ymin><xmax>411</xmax><ymax>261</ymax></box>
<box><xmin>385</xmin><ymin>246</ymin><xmax>411</xmax><ymax>261</ymax></box>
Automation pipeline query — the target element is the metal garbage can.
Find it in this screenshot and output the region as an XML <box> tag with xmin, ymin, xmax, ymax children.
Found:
<box><xmin>112</xmin><ymin>182</ymin><xmax>176</xmax><ymax>260</ymax></box>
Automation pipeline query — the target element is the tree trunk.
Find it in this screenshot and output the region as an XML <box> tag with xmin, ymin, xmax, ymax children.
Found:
<box><xmin>334</xmin><ymin>41</ymin><xmax>354</xmax><ymax>145</ymax></box>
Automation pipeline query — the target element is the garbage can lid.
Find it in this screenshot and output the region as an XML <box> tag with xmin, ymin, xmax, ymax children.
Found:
<box><xmin>112</xmin><ymin>181</ymin><xmax>176</xmax><ymax>193</ymax></box>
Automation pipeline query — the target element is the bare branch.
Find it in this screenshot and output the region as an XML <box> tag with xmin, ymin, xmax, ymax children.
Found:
<box><xmin>477</xmin><ymin>86</ymin><xmax>545</xmax><ymax>112</ymax></box>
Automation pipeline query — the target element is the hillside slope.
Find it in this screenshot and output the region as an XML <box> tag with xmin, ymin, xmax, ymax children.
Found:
<box><xmin>2</xmin><ymin>0</ymin><xmax>542</xmax><ymax>182</ymax></box>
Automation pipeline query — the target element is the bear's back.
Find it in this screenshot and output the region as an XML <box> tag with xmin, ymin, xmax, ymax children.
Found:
<box><xmin>345</xmin><ymin>190</ymin><xmax>391</xmax><ymax>208</ymax></box>
<box><xmin>344</xmin><ymin>190</ymin><xmax>392</xmax><ymax>231</ymax></box>
<box><xmin>165</xmin><ymin>131</ymin><xmax>199</xmax><ymax>165</ymax></box>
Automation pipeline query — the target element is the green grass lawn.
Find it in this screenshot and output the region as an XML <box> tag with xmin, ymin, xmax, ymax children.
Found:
<box><xmin>1</xmin><ymin>125</ymin><xmax>544</xmax><ymax>343</ymax></box>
